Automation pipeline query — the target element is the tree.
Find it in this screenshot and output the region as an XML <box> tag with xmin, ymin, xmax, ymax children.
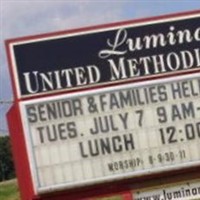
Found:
<box><xmin>0</xmin><ymin>136</ymin><xmax>15</xmax><ymax>181</ymax></box>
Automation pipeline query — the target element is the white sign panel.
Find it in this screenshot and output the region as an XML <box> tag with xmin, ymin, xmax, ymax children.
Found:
<box><xmin>133</xmin><ymin>179</ymin><xmax>200</xmax><ymax>200</ymax></box>
<box><xmin>20</xmin><ymin>74</ymin><xmax>200</xmax><ymax>194</ymax></box>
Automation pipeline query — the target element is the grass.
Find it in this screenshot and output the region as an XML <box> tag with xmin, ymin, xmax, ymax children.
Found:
<box><xmin>0</xmin><ymin>179</ymin><xmax>20</xmax><ymax>200</ymax></box>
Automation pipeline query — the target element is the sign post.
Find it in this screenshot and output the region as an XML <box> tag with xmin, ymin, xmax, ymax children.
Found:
<box><xmin>6</xmin><ymin>10</ymin><xmax>200</xmax><ymax>200</ymax></box>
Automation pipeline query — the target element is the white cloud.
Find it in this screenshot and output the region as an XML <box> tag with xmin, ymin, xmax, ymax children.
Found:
<box><xmin>2</xmin><ymin>1</ymin><xmax>124</xmax><ymax>38</ymax></box>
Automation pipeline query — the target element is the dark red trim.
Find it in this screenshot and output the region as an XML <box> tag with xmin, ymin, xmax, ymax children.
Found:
<box><xmin>7</xmin><ymin>104</ymin><xmax>34</xmax><ymax>199</ymax></box>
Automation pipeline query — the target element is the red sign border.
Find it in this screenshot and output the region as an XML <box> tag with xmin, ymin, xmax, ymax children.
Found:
<box><xmin>5</xmin><ymin>9</ymin><xmax>200</xmax><ymax>200</ymax></box>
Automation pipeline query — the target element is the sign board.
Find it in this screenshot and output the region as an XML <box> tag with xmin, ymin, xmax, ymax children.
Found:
<box><xmin>20</xmin><ymin>73</ymin><xmax>200</xmax><ymax>194</ymax></box>
<box><xmin>133</xmin><ymin>179</ymin><xmax>200</xmax><ymax>200</ymax></box>
<box><xmin>6</xmin><ymin>11</ymin><xmax>200</xmax><ymax>100</ymax></box>
<box><xmin>6</xmin><ymin>10</ymin><xmax>200</xmax><ymax>199</ymax></box>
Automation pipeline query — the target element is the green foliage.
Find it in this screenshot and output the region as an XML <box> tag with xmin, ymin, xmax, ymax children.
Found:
<box><xmin>0</xmin><ymin>136</ymin><xmax>15</xmax><ymax>182</ymax></box>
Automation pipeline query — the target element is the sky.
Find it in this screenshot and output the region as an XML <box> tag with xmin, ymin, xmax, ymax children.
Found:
<box><xmin>1</xmin><ymin>0</ymin><xmax>200</xmax><ymax>135</ymax></box>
